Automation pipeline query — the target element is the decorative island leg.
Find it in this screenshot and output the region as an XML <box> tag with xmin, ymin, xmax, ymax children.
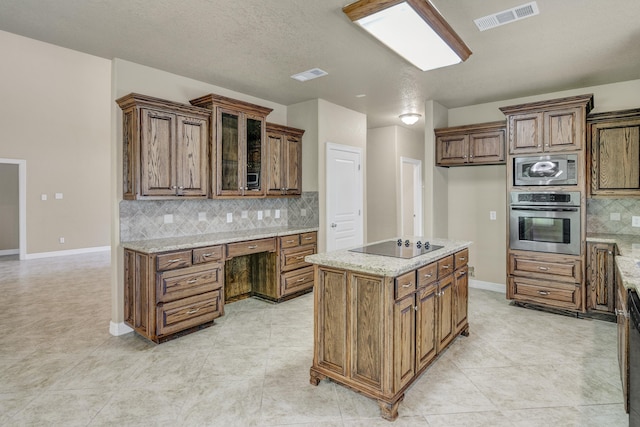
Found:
<box><xmin>309</xmin><ymin>368</ymin><xmax>325</xmax><ymax>386</ymax></box>
<box><xmin>378</xmin><ymin>398</ymin><xmax>402</xmax><ymax>421</ymax></box>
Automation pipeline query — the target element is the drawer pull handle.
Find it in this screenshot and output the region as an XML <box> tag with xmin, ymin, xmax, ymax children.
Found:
<box><xmin>538</xmin><ymin>266</ymin><xmax>549</xmax><ymax>271</ymax></box>
<box><xmin>187</xmin><ymin>279</ymin><xmax>197</xmax><ymax>284</ymax></box>
<box><xmin>402</xmin><ymin>282</ymin><xmax>413</xmax><ymax>288</ymax></box>
<box><xmin>201</xmin><ymin>253</ymin><xmax>214</xmax><ymax>258</ymax></box>
<box><xmin>538</xmin><ymin>290</ymin><xmax>550</xmax><ymax>296</ymax></box>
<box><xmin>442</xmin><ymin>265</ymin><xmax>450</xmax><ymax>269</ymax></box>
<box><xmin>304</xmin><ymin>237</ymin><xmax>313</xmax><ymax>240</ymax></box>
<box><xmin>458</xmin><ymin>272</ymin><xmax>466</xmax><ymax>277</ymax></box>
<box><xmin>286</xmin><ymin>240</ymin><xmax>295</xmax><ymax>243</ymax></box>
<box><xmin>459</xmin><ymin>257</ymin><xmax>466</xmax><ymax>261</ymax></box>
<box><xmin>248</xmin><ymin>245</ymin><xmax>258</xmax><ymax>249</ymax></box>
<box><xmin>296</xmin><ymin>278</ymin><xmax>306</xmax><ymax>282</ymax></box>
<box><xmin>167</xmin><ymin>259</ymin><xmax>183</xmax><ymax>263</ymax></box>
<box><xmin>424</xmin><ymin>273</ymin><xmax>433</xmax><ymax>278</ymax></box>
<box><xmin>186</xmin><ymin>308</ymin><xmax>200</xmax><ymax>315</ymax></box>
<box><xmin>295</xmin><ymin>256</ymin><xmax>305</xmax><ymax>260</ymax></box>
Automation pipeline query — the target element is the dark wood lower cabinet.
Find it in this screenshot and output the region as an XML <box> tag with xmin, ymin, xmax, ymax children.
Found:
<box><xmin>586</xmin><ymin>242</ymin><xmax>616</xmax><ymax>316</ymax></box>
<box><xmin>310</xmin><ymin>249</ymin><xmax>469</xmax><ymax>421</ymax></box>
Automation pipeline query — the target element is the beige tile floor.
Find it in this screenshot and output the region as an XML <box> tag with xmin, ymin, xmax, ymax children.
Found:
<box><xmin>0</xmin><ymin>251</ymin><xmax>628</xmax><ymax>426</ymax></box>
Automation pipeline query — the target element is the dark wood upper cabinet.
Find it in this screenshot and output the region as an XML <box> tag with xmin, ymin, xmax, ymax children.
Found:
<box><xmin>435</xmin><ymin>121</ymin><xmax>506</xmax><ymax>167</ymax></box>
<box><xmin>266</xmin><ymin>123</ymin><xmax>305</xmax><ymax>196</ymax></box>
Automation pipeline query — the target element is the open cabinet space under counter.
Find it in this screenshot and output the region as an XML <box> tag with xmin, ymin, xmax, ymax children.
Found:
<box><xmin>305</xmin><ymin>237</ymin><xmax>471</xmax><ymax>421</ymax></box>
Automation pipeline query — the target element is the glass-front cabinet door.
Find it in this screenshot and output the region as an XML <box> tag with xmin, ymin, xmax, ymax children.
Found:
<box><xmin>216</xmin><ymin>109</ymin><xmax>265</xmax><ymax>196</ymax></box>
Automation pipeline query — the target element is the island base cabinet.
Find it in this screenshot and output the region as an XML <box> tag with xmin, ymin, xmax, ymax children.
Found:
<box><xmin>310</xmin><ymin>248</ymin><xmax>469</xmax><ymax>421</ymax></box>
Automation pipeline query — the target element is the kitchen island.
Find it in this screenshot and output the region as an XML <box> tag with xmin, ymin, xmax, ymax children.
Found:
<box><xmin>305</xmin><ymin>238</ymin><xmax>471</xmax><ymax>421</ymax></box>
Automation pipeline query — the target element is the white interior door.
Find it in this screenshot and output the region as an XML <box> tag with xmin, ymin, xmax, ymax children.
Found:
<box><xmin>400</xmin><ymin>157</ymin><xmax>422</xmax><ymax>237</ymax></box>
<box><xmin>326</xmin><ymin>142</ymin><xmax>363</xmax><ymax>251</ymax></box>
<box><xmin>0</xmin><ymin>158</ymin><xmax>27</xmax><ymax>260</ymax></box>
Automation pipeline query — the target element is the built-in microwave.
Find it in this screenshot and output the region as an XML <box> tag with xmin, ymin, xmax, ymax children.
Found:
<box><xmin>513</xmin><ymin>154</ymin><xmax>577</xmax><ymax>186</ymax></box>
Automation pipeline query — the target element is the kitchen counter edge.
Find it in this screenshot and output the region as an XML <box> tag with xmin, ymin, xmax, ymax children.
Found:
<box><xmin>305</xmin><ymin>238</ymin><xmax>472</xmax><ymax>277</ymax></box>
<box><xmin>121</xmin><ymin>226</ymin><xmax>319</xmax><ymax>254</ymax></box>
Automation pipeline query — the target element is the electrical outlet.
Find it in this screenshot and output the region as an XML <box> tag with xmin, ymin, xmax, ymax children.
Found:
<box><xmin>59</xmin><ymin>237</ymin><xmax>65</xmax><ymax>244</ymax></box>
<box><xmin>468</xmin><ymin>266</ymin><xmax>475</xmax><ymax>277</ymax></box>
<box><xmin>163</xmin><ymin>214</ymin><xmax>173</xmax><ymax>224</ymax></box>
<box><xmin>489</xmin><ymin>211</ymin><xmax>497</xmax><ymax>221</ymax></box>
<box><xmin>610</xmin><ymin>212</ymin><xmax>621</xmax><ymax>221</ymax></box>
<box><xmin>275</xmin><ymin>209</ymin><xmax>280</xmax><ymax>219</ymax></box>
<box><xmin>41</xmin><ymin>194</ymin><xmax>47</xmax><ymax>201</ymax></box>
<box><xmin>55</xmin><ymin>193</ymin><xmax>63</xmax><ymax>200</ymax></box>
<box><xmin>633</xmin><ymin>216</ymin><xmax>640</xmax><ymax>227</ymax></box>
<box><xmin>257</xmin><ymin>211</ymin><xmax>263</xmax><ymax>220</ymax></box>
<box><xmin>226</xmin><ymin>213</ymin><xmax>233</xmax><ymax>223</ymax></box>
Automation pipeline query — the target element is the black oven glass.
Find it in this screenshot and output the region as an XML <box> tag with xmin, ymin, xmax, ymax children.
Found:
<box><xmin>518</xmin><ymin>217</ymin><xmax>571</xmax><ymax>244</ymax></box>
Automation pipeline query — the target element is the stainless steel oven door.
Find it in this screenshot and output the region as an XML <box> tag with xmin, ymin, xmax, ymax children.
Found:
<box><xmin>509</xmin><ymin>205</ymin><xmax>580</xmax><ymax>255</ymax></box>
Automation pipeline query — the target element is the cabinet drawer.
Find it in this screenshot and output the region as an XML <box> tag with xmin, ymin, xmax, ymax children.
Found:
<box><xmin>157</xmin><ymin>262</ymin><xmax>223</xmax><ymax>303</ymax></box>
<box><xmin>281</xmin><ymin>266</ymin><xmax>314</xmax><ymax>297</ymax></box>
<box><xmin>509</xmin><ymin>277</ymin><xmax>581</xmax><ymax>310</ymax></box>
<box><xmin>300</xmin><ymin>232</ymin><xmax>317</xmax><ymax>246</ymax></box>
<box><xmin>193</xmin><ymin>245</ymin><xmax>223</xmax><ymax>264</ymax></box>
<box><xmin>455</xmin><ymin>249</ymin><xmax>469</xmax><ymax>269</ymax></box>
<box><xmin>395</xmin><ymin>271</ymin><xmax>416</xmax><ymax>300</ymax></box>
<box><xmin>227</xmin><ymin>238</ymin><xmax>276</xmax><ymax>258</ymax></box>
<box><xmin>417</xmin><ymin>263</ymin><xmax>437</xmax><ymax>287</ymax></box>
<box><xmin>156</xmin><ymin>291</ymin><xmax>222</xmax><ymax>337</ymax></box>
<box><xmin>281</xmin><ymin>246</ymin><xmax>315</xmax><ymax>272</ymax></box>
<box><xmin>509</xmin><ymin>253</ymin><xmax>581</xmax><ymax>283</ymax></box>
<box><xmin>437</xmin><ymin>255</ymin><xmax>454</xmax><ymax>278</ymax></box>
<box><xmin>157</xmin><ymin>251</ymin><xmax>192</xmax><ymax>271</ymax></box>
<box><xmin>280</xmin><ymin>235</ymin><xmax>300</xmax><ymax>249</ymax></box>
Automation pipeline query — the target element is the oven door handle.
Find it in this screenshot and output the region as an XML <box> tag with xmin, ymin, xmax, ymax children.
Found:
<box><xmin>510</xmin><ymin>206</ymin><xmax>579</xmax><ymax>212</ymax></box>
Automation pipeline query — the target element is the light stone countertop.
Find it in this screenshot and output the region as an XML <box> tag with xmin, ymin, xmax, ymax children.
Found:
<box><xmin>121</xmin><ymin>226</ymin><xmax>319</xmax><ymax>254</ymax></box>
<box><xmin>305</xmin><ymin>237</ymin><xmax>472</xmax><ymax>277</ymax></box>
<box><xmin>586</xmin><ymin>233</ymin><xmax>640</xmax><ymax>292</ymax></box>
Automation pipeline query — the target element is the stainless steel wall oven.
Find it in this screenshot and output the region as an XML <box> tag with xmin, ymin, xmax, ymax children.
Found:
<box><xmin>509</xmin><ymin>191</ymin><xmax>581</xmax><ymax>256</ymax></box>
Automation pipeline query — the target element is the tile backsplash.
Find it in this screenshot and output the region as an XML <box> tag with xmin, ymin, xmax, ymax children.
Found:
<box><xmin>587</xmin><ymin>198</ymin><xmax>640</xmax><ymax>235</ymax></box>
<box><xmin>120</xmin><ymin>192</ymin><xmax>319</xmax><ymax>242</ymax></box>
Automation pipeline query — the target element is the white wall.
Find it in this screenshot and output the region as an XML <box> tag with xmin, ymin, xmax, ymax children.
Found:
<box><xmin>0</xmin><ymin>30</ymin><xmax>111</xmax><ymax>256</ymax></box>
<box><xmin>288</xmin><ymin>99</ymin><xmax>319</xmax><ymax>192</ymax></box>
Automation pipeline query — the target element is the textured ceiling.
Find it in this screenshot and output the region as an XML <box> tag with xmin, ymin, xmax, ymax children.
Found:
<box><xmin>1</xmin><ymin>0</ymin><xmax>639</xmax><ymax>130</ymax></box>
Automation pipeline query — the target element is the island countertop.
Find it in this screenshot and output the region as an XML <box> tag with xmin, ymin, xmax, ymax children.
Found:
<box><xmin>305</xmin><ymin>237</ymin><xmax>472</xmax><ymax>277</ymax></box>
<box><xmin>121</xmin><ymin>226</ymin><xmax>318</xmax><ymax>254</ymax></box>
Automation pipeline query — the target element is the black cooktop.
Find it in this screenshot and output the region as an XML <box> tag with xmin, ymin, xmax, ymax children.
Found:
<box><xmin>349</xmin><ymin>239</ymin><xmax>443</xmax><ymax>259</ymax></box>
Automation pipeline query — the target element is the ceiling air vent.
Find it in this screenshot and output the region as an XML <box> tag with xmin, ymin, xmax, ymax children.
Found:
<box><xmin>474</xmin><ymin>1</ymin><xmax>539</xmax><ymax>31</ymax></box>
<box><xmin>291</xmin><ymin>68</ymin><xmax>328</xmax><ymax>82</ymax></box>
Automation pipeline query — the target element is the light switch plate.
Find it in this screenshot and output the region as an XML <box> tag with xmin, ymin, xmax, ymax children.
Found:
<box><xmin>275</xmin><ymin>209</ymin><xmax>280</xmax><ymax>219</ymax></box>
<box><xmin>227</xmin><ymin>213</ymin><xmax>233</xmax><ymax>223</ymax></box>
<box><xmin>41</xmin><ymin>194</ymin><xmax>47</xmax><ymax>201</ymax></box>
<box><xmin>633</xmin><ymin>216</ymin><xmax>640</xmax><ymax>227</ymax></box>
<box><xmin>258</xmin><ymin>211</ymin><xmax>263</xmax><ymax>220</ymax></box>
<box><xmin>490</xmin><ymin>211</ymin><xmax>497</xmax><ymax>220</ymax></box>
<box><xmin>55</xmin><ymin>193</ymin><xmax>63</xmax><ymax>200</ymax></box>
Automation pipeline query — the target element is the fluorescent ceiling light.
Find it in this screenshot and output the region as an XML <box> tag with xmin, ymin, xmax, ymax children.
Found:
<box><xmin>400</xmin><ymin>113</ymin><xmax>421</xmax><ymax>125</ymax></box>
<box><xmin>343</xmin><ymin>0</ymin><xmax>471</xmax><ymax>72</ymax></box>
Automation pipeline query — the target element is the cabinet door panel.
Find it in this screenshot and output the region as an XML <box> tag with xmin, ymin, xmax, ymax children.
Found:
<box><xmin>266</xmin><ymin>132</ymin><xmax>283</xmax><ymax>194</ymax></box>
<box><xmin>219</xmin><ymin>111</ymin><xmax>240</xmax><ymax>194</ymax></box>
<box><xmin>394</xmin><ymin>294</ymin><xmax>415</xmax><ymax>391</ymax></box>
<box><xmin>177</xmin><ymin>115</ymin><xmax>208</xmax><ymax>197</ymax></box>
<box><xmin>436</xmin><ymin>135</ymin><xmax>468</xmax><ymax>165</ymax></box>
<box><xmin>454</xmin><ymin>266</ymin><xmax>469</xmax><ymax>334</ymax></box>
<box><xmin>140</xmin><ymin>109</ymin><xmax>176</xmax><ymax>195</ymax></box>
<box><xmin>437</xmin><ymin>275</ymin><xmax>454</xmax><ymax>352</ymax></box>
<box><xmin>416</xmin><ymin>284</ymin><xmax>437</xmax><ymax>371</ymax></box>
<box><xmin>595</xmin><ymin>125</ymin><xmax>640</xmax><ymax>191</ymax></box>
<box><xmin>545</xmin><ymin>107</ymin><xmax>582</xmax><ymax>152</ymax></box>
<box><xmin>510</xmin><ymin>113</ymin><xmax>542</xmax><ymax>154</ymax></box>
<box><xmin>316</xmin><ymin>269</ymin><xmax>348</xmax><ymax>375</ymax></box>
<box><xmin>351</xmin><ymin>273</ymin><xmax>384</xmax><ymax>390</ymax></box>
<box><xmin>587</xmin><ymin>243</ymin><xmax>615</xmax><ymax>313</ymax></box>
<box><xmin>285</xmin><ymin>135</ymin><xmax>302</xmax><ymax>194</ymax></box>
<box><xmin>469</xmin><ymin>130</ymin><xmax>505</xmax><ymax>163</ymax></box>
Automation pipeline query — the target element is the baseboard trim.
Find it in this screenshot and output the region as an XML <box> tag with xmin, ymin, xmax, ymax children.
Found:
<box><xmin>110</xmin><ymin>321</ymin><xmax>133</xmax><ymax>337</ymax></box>
<box><xmin>0</xmin><ymin>249</ymin><xmax>19</xmax><ymax>256</ymax></box>
<box><xmin>25</xmin><ymin>246</ymin><xmax>110</xmax><ymax>260</ymax></box>
<box><xmin>470</xmin><ymin>279</ymin><xmax>505</xmax><ymax>294</ymax></box>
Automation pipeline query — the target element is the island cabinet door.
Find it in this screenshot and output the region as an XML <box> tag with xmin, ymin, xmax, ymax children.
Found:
<box><xmin>315</xmin><ymin>267</ymin><xmax>348</xmax><ymax>376</ymax></box>
<box><xmin>416</xmin><ymin>284</ymin><xmax>438</xmax><ymax>372</ymax></box>
<box><xmin>436</xmin><ymin>275</ymin><xmax>455</xmax><ymax>352</ymax></box>
<box><xmin>393</xmin><ymin>293</ymin><xmax>416</xmax><ymax>392</ymax></box>
<box><xmin>350</xmin><ymin>273</ymin><xmax>386</xmax><ymax>392</ymax></box>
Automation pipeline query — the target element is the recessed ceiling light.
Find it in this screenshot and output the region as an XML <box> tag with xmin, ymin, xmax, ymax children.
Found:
<box><xmin>355</xmin><ymin>94</ymin><xmax>367</xmax><ymax>98</ymax></box>
<box><xmin>291</xmin><ymin>68</ymin><xmax>328</xmax><ymax>82</ymax></box>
